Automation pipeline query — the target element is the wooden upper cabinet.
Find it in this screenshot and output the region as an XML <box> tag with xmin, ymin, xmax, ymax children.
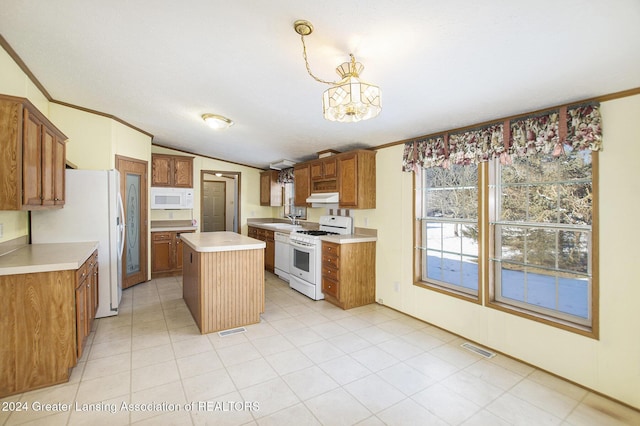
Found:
<box><xmin>310</xmin><ymin>160</ymin><xmax>323</xmax><ymax>180</ymax></box>
<box><xmin>53</xmin><ymin>135</ymin><xmax>66</xmax><ymax>205</ymax></box>
<box><xmin>311</xmin><ymin>157</ymin><xmax>337</xmax><ymax>181</ymax></box>
<box><xmin>151</xmin><ymin>154</ymin><xmax>193</xmax><ymax>187</ymax></box>
<box><xmin>293</xmin><ymin>150</ymin><xmax>376</xmax><ymax>209</ymax></box>
<box><xmin>151</xmin><ymin>155</ymin><xmax>172</xmax><ymax>186</ymax></box>
<box><xmin>22</xmin><ymin>109</ymin><xmax>43</xmax><ymax>207</ymax></box>
<box><xmin>0</xmin><ymin>94</ymin><xmax>67</xmax><ymax>211</ymax></box>
<box><xmin>260</xmin><ymin>170</ymin><xmax>282</xmax><ymax>206</ymax></box>
<box><xmin>173</xmin><ymin>156</ymin><xmax>193</xmax><ymax>187</ymax></box>
<box><xmin>293</xmin><ymin>164</ymin><xmax>311</xmax><ymax>206</ymax></box>
<box><xmin>338</xmin><ymin>150</ymin><xmax>376</xmax><ymax>209</ymax></box>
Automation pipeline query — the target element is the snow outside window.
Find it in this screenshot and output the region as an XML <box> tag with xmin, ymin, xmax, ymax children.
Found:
<box><xmin>490</xmin><ymin>148</ymin><xmax>594</xmax><ymax>327</ymax></box>
<box><xmin>417</xmin><ymin>165</ymin><xmax>480</xmax><ymax>299</ymax></box>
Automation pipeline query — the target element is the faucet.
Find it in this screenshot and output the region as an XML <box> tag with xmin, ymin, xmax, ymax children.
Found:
<box><xmin>287</xmin><ymin>214</ymin><xmax>299</xmax><ymax>225</ymax></box>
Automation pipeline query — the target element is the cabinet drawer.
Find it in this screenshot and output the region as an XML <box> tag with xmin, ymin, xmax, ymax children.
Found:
<box><xmin>322</xmin><ymin>254</ymin><xmax>339</xmax><ymax>269</ymax></box>
<box><xmin>152</xmin><ymin>232</ymin><xmax>172</xmax><ymax>241</ymax></box>
<box><xmin>322</xmin><ymin>265</ymin><xmax>339</xmax><ymax>281</ymax></box>
<box><xmin>322</xmin><ymin>277</ymin><xmax>339</xmax><ymax>298</ymax></box>
<box><xmin>88</xmin><ymin>251</ymin><xmax>98</xmax><ymax>268</ymax></box>
<box><xmin>323</xmin><ymin>242</ymin><xmax>340</xmax><ymax>256</ymax></box>
<box><xmin>76</xmin><ymin>261</ymin><xmax>89</xmax><ymax>285</ymax></box>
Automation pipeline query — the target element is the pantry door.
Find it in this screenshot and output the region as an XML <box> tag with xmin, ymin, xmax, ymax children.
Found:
<box><xmin>116</xmin><ymin>155</ymin><xmax>148</xmax><ymax>289</ymax></box>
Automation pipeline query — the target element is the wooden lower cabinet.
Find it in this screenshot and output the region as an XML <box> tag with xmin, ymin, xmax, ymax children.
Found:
<box><xmin>248</xmin><ymin>226</ymin><xmax>275</xmax><ymax>273</ymax></box>
<box><xmin>321</xmin><ymin>241</ymin><xmax>376</xmax><ymax>310</ymax></box>
<box><xmin>151</xmin><ymin>230</ymin><xmax>194</xmax><ymax>277</ymax></box>
<box><xmin>76</xmin><ymin>250</ymin><xmax>99</xmax><ymax>359</ymax></box>
<box><xmin>0</xmin><ymin>249</ymin><xmax>98</xmax><ymax>397</ymax></box>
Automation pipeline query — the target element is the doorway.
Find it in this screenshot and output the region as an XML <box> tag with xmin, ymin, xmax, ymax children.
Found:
<box><xmin>201</xmin><ymin>171</ymin><xmax>240</xmax><ymax>233</ymax></box>
<box><xmin>116</xmin><ymin>155</ymin><xmax>148</xmax><ymax>289</ymax></box>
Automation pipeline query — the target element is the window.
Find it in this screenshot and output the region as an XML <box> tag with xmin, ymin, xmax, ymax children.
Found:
<box><xmin>489</xmin><ymin>148</ymin><xmax>594</xmax><ymax>328</ymax></box>
<box><xmin>409</xmin><ymin>103</ymin><xmax>601</xmax><ymax>336</ymax></box>
<box><xmin>416</xmin><ymin>164</ymin><xmax>480</xmax><ymax>299</ymax></box>
<box><xmin>282</xmin><ymin>182</ymin><xmax>307</xmax><ymax>220</ymax></box>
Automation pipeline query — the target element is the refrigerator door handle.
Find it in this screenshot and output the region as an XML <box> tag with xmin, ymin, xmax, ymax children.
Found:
<box><xmin>117</xmin><ymin>192</ymin><xmax>126</xmax><ymax>259</ymax></box>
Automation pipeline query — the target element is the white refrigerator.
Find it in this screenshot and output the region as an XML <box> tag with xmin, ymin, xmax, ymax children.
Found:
<box><xmin>31</xmin><ymin>169</ymin><xmax>125</xmax><ymax>318</ymax></box>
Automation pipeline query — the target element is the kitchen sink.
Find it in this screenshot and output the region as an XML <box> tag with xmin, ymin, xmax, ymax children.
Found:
<box><xmin>260</xmin><ymin>223</ymin><xmax>302</xmax><ymax>229</ymax></box>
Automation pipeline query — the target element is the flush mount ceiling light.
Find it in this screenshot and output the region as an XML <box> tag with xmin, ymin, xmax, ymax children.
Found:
<box><xmin>293</xmin><ymin>19</ymin><xmax>381</xmax><ymax>123</ymax></box>
<box><xmin>202</xmin><ymin>113</ymin><xmax>234</xmax><ymax>130</ymax></box>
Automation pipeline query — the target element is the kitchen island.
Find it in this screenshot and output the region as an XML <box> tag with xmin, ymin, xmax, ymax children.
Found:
<box><xmin>180</xmin><ymin>232</ymin><xmax>266</xmax><ymax>334</ymax></box>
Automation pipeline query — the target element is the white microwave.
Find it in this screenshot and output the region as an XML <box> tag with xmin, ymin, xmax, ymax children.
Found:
<box><xmin>151</xmin><ymin>187</ymin><xmax>194</xmax><ymax>209</ymax></box>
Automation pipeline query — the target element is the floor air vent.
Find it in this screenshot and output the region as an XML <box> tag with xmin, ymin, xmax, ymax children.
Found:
<box><xmin>461</xmin><ymin>342</ymin><xmax>496</xmax><ymax>358</ymax></box>
<box><xmin>218</xmin><ymin>327</ymin><xmax>247</xmax><ymax>337</ymax></box>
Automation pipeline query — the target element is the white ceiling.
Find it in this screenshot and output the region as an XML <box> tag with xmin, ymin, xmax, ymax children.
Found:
<box><xmin>1</xmin><ymin>1</ymin><xmax>639</xmax><ymax>169</ymax></box>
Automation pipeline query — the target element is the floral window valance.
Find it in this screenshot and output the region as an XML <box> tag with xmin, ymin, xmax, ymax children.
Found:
<box><xmin>510</xmin><ymin>112</ymin><xmax>559</xmax><ymax>157</ymax></box>
<box><xmin>277</xmin><ymin>168</ymin><xmax>294</xmax><ymax>184</ymax></box>
<box><xmin>567</xmin><ymin>104</ymin><xmax>602</xmax><ymax>151</ymax></box>
<box><xmin>449</xmin><ymin>123</ymin><xmax>504</xmax><ymax>165</ymax></box>
<box><xmin>403</xmin><ymin>102</ymin><xmax>602</xmax><ymax>171</ymax></box>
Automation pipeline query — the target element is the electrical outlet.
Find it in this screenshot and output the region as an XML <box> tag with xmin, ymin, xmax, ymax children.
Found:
<box><xmin>393</xmin><ymin>281</ymin><xmax>400</xmax><ymax>292</ymax></box>
<box><xmin>364</xmin><ymin>217</ymin><xmax>369</xmax><ymax>226</ymax></box>
<box><xmin>0</xmin><ymin>223</ymin><xmax>3</xmax><ymax>238</ymax></box>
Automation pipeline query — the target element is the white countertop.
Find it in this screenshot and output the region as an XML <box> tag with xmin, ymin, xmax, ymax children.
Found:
<box><xmin>320</xmin><ymin>234</ymin><xmax>378</xmax><ymax>244</ymax></box>
<box><xmin>0</xmin><ymin>241</ymin><xmax>99</xmax><ymax>276</ymax></box>
<box><xmin>247</xmin><ymin>222</ymin><xmax>303</xmax><ymax>233</ymax></box>
<box><xmin>150</xmin><ymin>220</ymin><xmax>197</xmax><ymax>232</ymax></box>
<box><xmin>181</xmin><ymin>232</ymin><xmax>265</xmax><ymax>253</ymax></box>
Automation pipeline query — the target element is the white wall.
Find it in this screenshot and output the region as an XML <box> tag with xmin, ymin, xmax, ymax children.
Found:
<box><xmin>151</xmin><ymin>146</ymin><xmax>270</xmax><ymax>234</ymax></box>
<box><xmin>0</xmin><ymin>45</ymin><xmax>50</xmax><ymax>242</ymax></box>
<box><xmin>351</xmin><ymin>94</ymin><xmax>640</xmax><ymax>409</ymax></box>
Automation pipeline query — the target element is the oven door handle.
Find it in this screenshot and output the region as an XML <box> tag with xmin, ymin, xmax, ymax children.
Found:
<box><xmin>290</xmin><ymin>239</ymin><xmax>315</xmax><ymax>250</ymax></box>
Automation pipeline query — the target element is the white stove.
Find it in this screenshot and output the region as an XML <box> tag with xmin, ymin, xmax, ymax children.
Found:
<box><xmin>289</xmin><ymin>215</ymin><xmax>353</xmax><ymax>300</ymax></box>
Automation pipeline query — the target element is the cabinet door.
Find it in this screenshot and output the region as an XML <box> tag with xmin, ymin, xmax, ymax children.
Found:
<box><xmin>151</xmin><ymin>156</ymin><xmax>172</xmax><ymax>187</ymax></box>
<box><xmin>260</xmin><ymin>172</ymin><xmax>271</xmax><ymax>205</ymax></box>
<box><xmin>40</xmin><ymin>127</ymin><xmax>56</xmax><ymax>206</ymax></box>
<box><xmin>338</xmin><ymin>153</ymin><xmax>358</xmax><ymax>207</ymax></box>
<box><xmin>151</xmin><ymin>232</ymin><xmax>173</xmax><ymax>272</ymax></box>
<box><xmin>75</xmin><ymin>281</ymin><xmax>87</xmax><ymax>359</ymax></box>
<box><xmin>175</xmin><ymin>231</ymin><xmax>193</xmax><ymax>270</ymax></box>
<box><xmin>182</xmin><ymin>244</ymin><xmax>201</xmax><ymax>326</ymax></box>
<box><xmin>260</xmin><ymin>170</ymin><xmax>282</xmax><ymax>206</ymax></box>
<box><xmin>323</xmin><ymin>157</ymin><xmax>338</xmax><ymax>179</ymax></box>
<box><xmin>88</xmin><ymin>252</ymin><xmax>99</xmax><ymax>322</ymax></box>
<box><xmin>310</xmin><ymin>160</ymin><xmax>323</xmax><ymax>180</ymax></box>
<box><xmin>22</xmin><ymin>109</ymin><xmax>42</xmax><ymax>207</ymax></box>
<box><xmin>173</xmin><ymin>157</ymin><xmax>193</xmax><ymax>187</ymax></box>
<box><xmin>53</xmin><ymin>137</ymin><xmax>65</xmax><ymax>205</ymax></box>
<box><xmin>248</xmin><ymin>226</ymin><xmax>258</xmax><ymax>239</ymax></box>
<box><xmin>265</xmin><ymin>233</ymin><xmax>275</xmax><ymax>273</ymax></box>
<box><xmin>294</xmin><ymin>165</ymin><xmax>310</xmax><ymax>206</ymax></box>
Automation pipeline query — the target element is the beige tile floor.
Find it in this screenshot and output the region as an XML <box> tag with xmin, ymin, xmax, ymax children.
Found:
<box><xmin>2</xmin><ymin>272</ymin><xmax>639</xmax><ymax>425</ymax></box>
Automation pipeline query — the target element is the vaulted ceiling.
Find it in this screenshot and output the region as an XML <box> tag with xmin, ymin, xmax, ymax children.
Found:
<box><xmin>1</xmin><ymin>1</ymin><xmax>639</xmax><ymax>169</ymax></box>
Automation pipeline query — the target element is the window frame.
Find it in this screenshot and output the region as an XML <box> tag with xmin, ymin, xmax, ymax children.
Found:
<box><xmin>413</xmin><ymin>166</ymin><xmax>483</xmax><ymax>304</ymax></box>
<box><xmin>485</xmin><ymin>152</ymin><xmax>599</xmax><ymax>338</ymax></box>
<box><xmin>413</xmin><ymin>153</ymin><xmax>599</xmax><ymax>338</ymax></box>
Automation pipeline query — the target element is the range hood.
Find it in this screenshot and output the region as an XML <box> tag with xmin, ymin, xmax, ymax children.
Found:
<box><xmin>305</xmin><ymin>192</ymin><xmax>339</xmax><ymax>204</ymax></box>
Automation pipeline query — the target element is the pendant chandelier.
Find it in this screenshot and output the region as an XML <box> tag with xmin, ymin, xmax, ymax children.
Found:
<box><xmin>294</xmin><ymin>20</ymin><xmax>381</xmax><ymax>123</ymax></box>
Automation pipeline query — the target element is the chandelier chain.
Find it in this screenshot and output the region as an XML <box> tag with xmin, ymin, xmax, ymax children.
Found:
<box><xmin>300</xmin><ymin>35</ymin><xmax>337</xmax><ymax>86</ymax></box>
